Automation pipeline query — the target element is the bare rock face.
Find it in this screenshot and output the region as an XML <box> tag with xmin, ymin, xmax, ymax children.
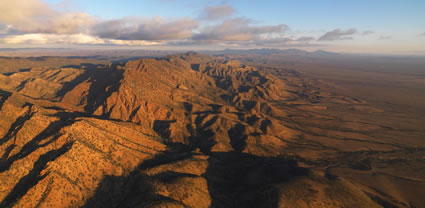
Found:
<box><xmin>0</xmin><ymin>52</ymin><xmax>415</xmax><ymax>207</ymax></box>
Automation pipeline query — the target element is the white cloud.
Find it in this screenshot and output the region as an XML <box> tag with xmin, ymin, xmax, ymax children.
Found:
<box><xmin>1</xmin><ymin>33</ymin><xmax>163</xmax><ymax>46</ymax></box>
<box><xmin>92</xmin><ymin>17</ymin><xmax>198</xmax><ymax>41</ymax></box>
<box><xmin>1</xmin><ymin>33</ymin><xmax>104</xmax><ymax>45</ymax></box>
<box><xmin>192</xmin><ymin>18</ymin><xmax>288</xmax><ymax>42</ymax></box>
<box><xmin>106</xmin><ymin>39</ymin><xmax>161</xmax><ymax>46</ymax></box>
<box><xmin>0</xmin><ymin>0</ymin><xmax>316</xmax><ymax>48</ymax></box>
<box><xmin>0</xmin><ymin>0</ymin><xmax>93</xmax><ymax>34</ymax></box>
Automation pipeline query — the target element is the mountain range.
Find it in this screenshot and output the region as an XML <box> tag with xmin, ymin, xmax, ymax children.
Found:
<box><xmin>0</xmin><ymin>52</ymin><xmax>424</xmax><ymax>207</ymax></box>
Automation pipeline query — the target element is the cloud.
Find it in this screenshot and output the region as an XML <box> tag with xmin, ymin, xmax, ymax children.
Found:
<box><xmin>420</xmin><ymin>32</ymin><xmax>425</xmax><ymax>36</ymax></box>
<box><xmin>318</xmin><ymin>28</ymin><xmax>357</xmax><ymax>41</ymax></box>
<box><xmin>296</xmin><ymin>36</ymin><xmax>315</xmax><ymax>42</ymax></box>
<box><xmin>0</xmin><ymin>0</ymin><xmax>93</xmax><ymax>34</ymax></box>
<box><xmin>250</xmin><ymin>37</ymin><xmax>295</xmax><ymax>46</ymax></box>
<box><xmin>362</xmin><ymin>30</ymin><xmax>374</xmax><ymax>35</ymax></box>
<box><xmin>1</xmin><ymin>33</ymin><xmax>104</xmax><ymax>45</ymax></box>
<box><xmin>170</xmin><ymin>34</ymin><xmax>316</xmax><ymax>48</ymax></box>
<box><xmin>164</xmin><ymin>18</ymin><xmax>315</xmax><ymax>48</ymax></box>
<box><xmin>92</xmin><ymin>17</ymin><xmax>198</xmax><ymax>41</ymax></box>
<box><xmin>0</xmin><ymin>24</ymin><xmax>12</xmax><ymax>34</ymax></box>
<box><xmin>0</xmin><ymin>0</ymin><xmax>197</xmax><ymax>41</ymax></box>
<box><xmin>379</xmin><ymin>35</ymin><xmax>392</xmax><ymax>40</ymax></box>
<box><xmin>0</xmin><ymin>33</ymin><xmax>161</xmax><ymax>46</ymax></box>
<box><xmin>192</xmin><ymin>18</ymin><xmax>288</xmax><ymax>42</ymax></box>
<box><xmin>106</xmin><ymin>39</ymin><xmax>161</xmax><ymax>46</ymax></box>
<box><xmin>199</xmin><ymin>5</ymin><xmax>235</xmax><ymax>20</ymax></box>
<box><xmin>248</xmin><ymin>36</ymin><xmax>322</xmax><ymax>48</ymax></box>
<box><xmin>0</xmin><ymin>0</ymin><xmax>315</xmax><ymax>48</ymax></box>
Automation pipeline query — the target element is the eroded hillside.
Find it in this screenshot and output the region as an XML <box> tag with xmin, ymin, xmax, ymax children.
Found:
<box><xmin>0</xmin><ymin>53</ymin><xmax>424</xmax><ymax>208</ymax></box>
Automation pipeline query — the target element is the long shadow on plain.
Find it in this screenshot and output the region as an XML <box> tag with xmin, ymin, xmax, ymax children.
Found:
<box><xmin>82</xmin><ymin>143</ymin><xmax>194</xmax><ymax>208</ymax></box>
<box><xmin>83</xmin><ymin>142</ymin><xmax>308</xmax><ymax>208</ymax></box>
<box><xmin>204</xmin><ymin>152</ymin><xmax>308</xmax><ymax>208</ymax></box>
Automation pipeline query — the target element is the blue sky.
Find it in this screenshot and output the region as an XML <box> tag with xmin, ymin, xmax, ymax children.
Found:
<box><xmin>45</xmin><ymin>0</ymin><xmax>425</xmax><ymax>30</ymax></box>
<box><xmin>1</xmin><ymin>0</ymin><xmax>425</xmax><ymax>54</ymax></box>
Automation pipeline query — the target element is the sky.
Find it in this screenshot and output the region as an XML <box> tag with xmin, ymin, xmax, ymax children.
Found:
<box><xmin>0</xmin><ymin>0</ymin><xmax>425</xmax><ymax>54</ymax></box>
